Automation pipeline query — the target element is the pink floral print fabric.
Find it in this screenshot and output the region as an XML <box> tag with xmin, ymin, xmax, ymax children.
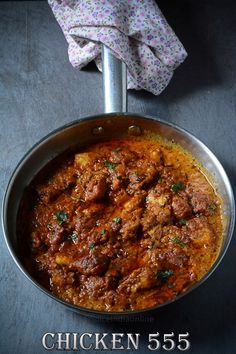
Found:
<box><xmin>48</xmin><ymin>0</ymin><xmax>187</xmax><ymax>95</ymax></box>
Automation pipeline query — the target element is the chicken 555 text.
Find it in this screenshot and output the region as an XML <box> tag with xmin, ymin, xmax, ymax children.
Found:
<box><xmin>42</xmin><ymin>332</ymin><xmax>190</xmax><ymax>351</ymax></box>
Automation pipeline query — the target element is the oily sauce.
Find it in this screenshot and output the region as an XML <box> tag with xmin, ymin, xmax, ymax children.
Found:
<box><xmin>17</xmin><ymin>137</ymin><xmax>222</xmax><ymax>311</ymax></box>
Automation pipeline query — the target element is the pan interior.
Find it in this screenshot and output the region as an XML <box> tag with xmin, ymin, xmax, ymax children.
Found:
<box><xmin>3</xmin><ymin>113</ymin><xmax>235</xmax><ymax>314</ymax></box>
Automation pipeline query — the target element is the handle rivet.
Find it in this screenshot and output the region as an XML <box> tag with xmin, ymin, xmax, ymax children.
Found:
<box><xmin>92</xmin><ymin>126</ymin><xmax>104</xmax><ymax>135</ymax></box>
<box><xmin>128</xmin><ymin>125</ymin><xmax>142</xmax><ymax>136</ymax></box>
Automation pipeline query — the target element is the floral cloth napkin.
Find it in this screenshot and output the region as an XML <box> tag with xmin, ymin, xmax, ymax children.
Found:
<box><xmin>49</xmin><ymin>0</ymin><xmax>187</xmax><ymax>95</ymax></box>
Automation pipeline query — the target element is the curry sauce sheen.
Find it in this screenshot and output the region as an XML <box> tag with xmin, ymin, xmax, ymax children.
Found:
<box><xmin>17</xmin><ymin>137</ymin><xmax>222</xmax><ymax>312</ymax></box>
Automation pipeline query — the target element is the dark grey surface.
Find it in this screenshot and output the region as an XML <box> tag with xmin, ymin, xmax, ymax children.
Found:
<box><xmin>1</xmin><ymin>1</ymin><xmax>236</xmax><ymax>353</ymax></box>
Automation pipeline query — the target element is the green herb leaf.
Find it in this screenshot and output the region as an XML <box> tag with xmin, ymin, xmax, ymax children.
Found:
<box><xmin>116</xmin><ymin>175</ymin><xmax>122</xmax><ymax>181</ymax></box>
<box><xmin>167</xmin><ymin>283</ymin><xmax>175</xmax><ymax>289</ymax></box>
<box><xmin>171</xmin><ymin>237</ymin><xmax>187</xmax><ymax>248</ymax></box>
<box><xmin>156</xmin><ymin>269</ymin><xmax>173</xmax><ymax>282</ymax></box>
<box><xmin>104</xmin><ymin>160</ymin><xmax>117</xmax><ymax>171</ymax></box>
<box><xmin>89</xmin><ymin>243</ymin><xmax>95</xmax><ymax>251</ymax></box>
<box><xmin>54</xmin><ymin>211</ymin><xmax>68</xmax><ymax>225</ymax></box>
<box><xmin>68</xmin><ymin>231</ymin><xmax>77</xmax><ymax>241</ymax></box>
<box><xmin>112</xmin><ymin>217</ymin><xmax>122</xmax><ymax>224</ymax></box>
<box><xmin>171</xmin><ymin>181</ymin><xmax>185</xmax><ymax>193</ymax></box>
<box><xmin>101</xmin><ymin>228</ymin><xmax>107</xmax><ymax>235</ymax></box>
<box><xmin>179</xmin><ymin>219</ymin><xmax>187</xmax><ymax>225</ymax></box>
<box><xmin>208</xmin><ymin>202</ymin><xmax>217</xmax><ymax>211</ymax></box>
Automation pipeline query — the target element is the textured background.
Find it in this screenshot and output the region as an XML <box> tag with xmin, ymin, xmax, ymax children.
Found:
<box><xmin>0</xmin><ymin>1</ymin><xmax>236</xmax><ymax>353</ymax></box>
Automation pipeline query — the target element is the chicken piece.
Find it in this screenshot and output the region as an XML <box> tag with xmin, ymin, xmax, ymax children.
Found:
<box><xmin>145</xmin><ymin>225</ymin><xmax>189</xmax><ymax>269</ymax></box>
<box><xmin>48</xmin><ymin>223</ymin><xmax>65</xmax><ymax>245</ymax></box>
<box><xmin>110</xmin><ymin>147</ymin><xmax>137</xmax><ymax>164</ymax></box>
<box><xmin>158</xmin><ymin>249</ymin><xmax>188</xmax><ymax>268</ymax></box>
<box><xmin>85</xmin><ymin>173</ymin><xmax>107</xmax><ymax>202</ymax></box>
<box><xmin>70</xmin><ymin>253</ymin><xmax>110</xmax><ymax>276</ymax></box>
<box><xmin>142</xmin><ymin>190</ymin><xmax>172</xmax><ymax>231</ymax></box>
<box><xmin>55</xmin><ymin>254</ymin><xmax>72</xmax><ymax>265</ymax></box>
<box><xmin>74</xmin><ymin>204</ymin><xmax>105</xmax><ymax>232</ymax></box>
<box><xmin>118</xmin><ymin>268</ymin><xmax>157</xmax><ymax>294</ymax></box>
<box><xmin>83</xmin><ymin>269</ymin><xmax>121</xmax><ymax>296</ymax></box>
<box><xmin>187</xmin><ymin>216</ymin><xmax>215</xmax><ymax>248</ymax></box>
<box><xmin>74</xmin><ymin>152</ymin><xmax>93</xmax><ymax>167</ymax></box>
<box><xmin>172</xmin><ymin>193</ymin><xmax>192</xmax><ymax>219</ymax></box>
<box><xmin>186</xmin><ymin>173</ymin><xmax>215</xmax><ymax>214</ymax></box>
<box><xmin>120</xmin><ymin>208</ymin><xmax>143</xmax><ymax>240</ymax></box>
<box><xmin>127</xmin><ymin>160</ymin><xmax>159</xmax><ymax>193</ymax></box>
<box><xmin>36</xmin><ymin>166</ymin><xmax>77</xmax><ymax>203</ymax></box>
<box><xmin>120</xmin><ymin>194</ymin><xmax>145</xmax><ymax>240</ymax></box>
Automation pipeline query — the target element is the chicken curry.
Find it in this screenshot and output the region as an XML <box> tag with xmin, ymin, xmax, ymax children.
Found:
<box><xmin>17</xmin><ymin>136</ymin><xmax>222</xmax><ymax>312</ymax></box>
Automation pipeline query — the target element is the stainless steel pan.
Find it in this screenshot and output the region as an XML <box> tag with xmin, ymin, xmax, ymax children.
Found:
<box><xmin>2</xmin><ymin>46</ymin><xmax>235</xmax><ymax>318</ymax></box>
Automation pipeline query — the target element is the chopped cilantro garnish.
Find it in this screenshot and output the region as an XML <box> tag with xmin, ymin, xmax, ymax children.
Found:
<box><xmin>54</xmin><ymin>211</ymin><xmax>68</xmax><ymax>225</ymax></box>
<box><xmin>167</xmin><ymin>283</ymin><xmax>175</xmax><ymax>289</ymax></box>
<box><xmin>179</xmin><ymin>219</ymin><xmax>187</xmax><ymax>225</ymax></box>
<box><xmin>68</xmin><ymin>231</ymin><xmax>77</xmax><ymax>241</ymax></box>
<box><xmin>89</xmin><ymin>243</ymin><xmax>95</xmax><ymax>251</ymax></box>
<box><xmin>116</xmin><ymin>175</ymin><xmax>122</xmax><ymax>180</ymax></box>
<box><xmin>208</xmin><ymin>202</ymin><xmax>217</xmax><ymax>211</ymax></box>
<box><xmin>156</xmin><ymin>269</ymin><xmax>173</xmax><ymax>282</ymax></box>
<box><xmin>171</xmin><ymin>181</ymin><xmax>185</xmax><ymax>193</ymax></box>
<box><xmin>104</xmin><ymin>160</ymin><xmax>117</xmax><ymax>171</ymax></box>
<box><xmin>112</xmin><ymin>217</ymin><xmax>122</xmax><ymax>224</ymax></box>
<box><xmin>101</xmin><ymin>228</ymin><xmax>107</xmax><ymax>235</ymax></box>
<box><xmin>171</xmin><ymin>237</ymin><xmax>187</xmax><ymax>248</ymax></box>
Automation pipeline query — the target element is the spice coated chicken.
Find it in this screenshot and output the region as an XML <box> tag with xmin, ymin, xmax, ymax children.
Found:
<box><xmin>18</xmin><ymin>138</ymin><xmax>222</xmax><ymax>311</ymax></box>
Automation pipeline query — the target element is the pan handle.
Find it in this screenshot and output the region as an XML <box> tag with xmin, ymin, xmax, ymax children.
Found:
<box><xmin>102</xmin><ymin>45</ymin><xmax>127</xmax><ymax>113</ymax></box>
